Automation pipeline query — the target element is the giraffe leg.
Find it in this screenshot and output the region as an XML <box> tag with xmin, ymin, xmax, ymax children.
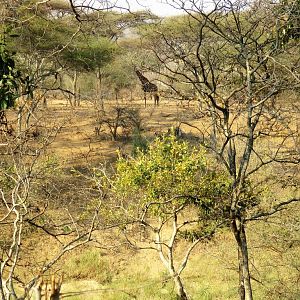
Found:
<box><xmin>153</xmin><ymin>93</ymin><xmax>159</xmax><ymax>106</ymax></box>
<box><xmin>156</xmin><ymin>93</ymin><xmax>159</xmax><ymax>106</ymax></box>
<box><xmin>144</xmin><ymin>93</ymin><xmax>147</xmax><ymax>108</ymax></box>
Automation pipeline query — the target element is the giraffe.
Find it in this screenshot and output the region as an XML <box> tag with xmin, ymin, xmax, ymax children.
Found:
<box><xmin>135</xmin><ymin>69</ymin><xmax>159</xmax><ymax>107</ymax></box>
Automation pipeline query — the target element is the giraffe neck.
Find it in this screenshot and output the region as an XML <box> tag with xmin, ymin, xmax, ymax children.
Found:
<box><xmin>135</xmin><ymin>70</ymin><xmax>158</xmax><ymax>93</ymax></box>
<box><xmin>135</xmin><ymin>70</ymin><xmax>150</xmax><ymax>85</ymax></box>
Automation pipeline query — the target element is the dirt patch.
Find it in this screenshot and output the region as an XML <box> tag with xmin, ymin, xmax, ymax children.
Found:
<box><xmin>26</xmin><ymin>98</ymin><xmax>202</xmax><ymax>166</ymax></box>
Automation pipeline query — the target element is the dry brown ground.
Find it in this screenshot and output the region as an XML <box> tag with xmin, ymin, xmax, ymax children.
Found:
<box><xmin>34</xmin><ymin>98</ymin><xmax>201</xmax><ymax>166</ymax></box>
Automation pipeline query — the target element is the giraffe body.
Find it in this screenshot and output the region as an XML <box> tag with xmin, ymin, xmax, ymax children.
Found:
<box><xmin>135</xmin><ymin>70</ymin><xmax>159</xmax><ymax>107</ymax></box>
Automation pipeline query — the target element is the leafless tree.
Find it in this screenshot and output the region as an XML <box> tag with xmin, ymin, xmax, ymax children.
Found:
<box><xmin>120</xmin><ymin>198</ymin><xmax>224</xmax><ymax>300</ymax></box>
<box><xmin>0</xmin><ymin>124</ymin><xmax>101</xmax><ymax>300</ymax></box>
<box><xmin>95</xmin><ymin>105</ymin><xmax>143</xmax><ymax>140</ymax></box>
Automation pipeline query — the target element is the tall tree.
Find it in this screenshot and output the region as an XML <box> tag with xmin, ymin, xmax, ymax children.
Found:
<box><xmin>100</xmin><ymin>135</ymin><xmax>231</xmax><ymax>300</ymax></box>
<box><xmin>59</xmin><ymin>35</ymin><xmax>119</xmax><ymax>105</ymax></box>
<box><xmin>138</xmin><ymin>1</ymin><xmax>300</xmax><ymax>299</ymax></box>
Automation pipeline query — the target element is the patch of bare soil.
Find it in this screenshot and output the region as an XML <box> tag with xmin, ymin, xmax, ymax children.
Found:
<box><xmin>36</xmin><ymin>98</ymin><xmax>202</xmax><ymax>166</ymax></box>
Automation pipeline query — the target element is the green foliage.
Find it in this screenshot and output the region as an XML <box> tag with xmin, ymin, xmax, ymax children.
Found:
<box><xmin>131</xmin><ymin>129</ymin><xmax>148</xmax><ymax>156</ymax></box>
<box><xmin>8</xmin><ymin>5</ymin><xmax>119</xmax><ymax>74</ymax></box>
<box><xmin>277</xmin><ymin>0</ymin><xmax>300</xmax><ymax>44</ymax></box>
<box><xmin>104</xmin><ymin>52</ymin><xmax>136</xmax><ymax>92</ymax></box>
<box><xmin>9</xmin><ymin>8</ymin><xmax>73</xmax><ymax>54</ymax></box>
<box><xmin>115</xmin><ymin>135</ymin><xmax>231</xmax><ymax>216</ymax></box>
<box><xmin>62</xmin><ymin>37</ymin><xmax>119</xmax><ymax>72</ymax></box>
<box><xmin>0</xmin><ymin>40</ymin><xmax>20</xmax><ymax>109</ymax></box>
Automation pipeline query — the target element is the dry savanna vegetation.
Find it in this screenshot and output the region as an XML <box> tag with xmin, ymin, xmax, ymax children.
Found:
<box><xmin>0</xmin><ymin>0</ymin><xmax>299</xmax><ymax>300</ymax></box>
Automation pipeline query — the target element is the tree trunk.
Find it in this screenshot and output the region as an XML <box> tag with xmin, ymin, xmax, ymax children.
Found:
<box><xmin>72</xmin><ymin>70</ymin><xmax>78</xmax><ymax>107</ymax></box>
<box><xmin>25</xmin><ymin>94</ymin><xmax>36</xmax><ymax>129</ymax></box>
<box><xmin>96</xmin><ymin>69</ymin><xmax>101</xmax><ymax>98</ymax></box>
<box><xmin>130</xmin><ymin>89</ymin><xmax>133</xmax><ymax>101</ymax></box>
<box><xmin>77</xmin><ymin>88</ymin><xmax>81</xmax><ymax>107</ymax></box>
<box><xmin>238</xmin><ymin>248</ymin><xmax>245</xmax><ymax>300</ymax></box>
<box><xmin>8</xmin><ymin>280</ymin><xmax>17</xmax><ymax>300</ymax></box>
<box><xmin>173</xmin><ymin>275</ymin><xmax>189</xmax><ymax>300</ymax></box>
<box><xmin>96</xmin><ymin>68</ymin><xmax>104</xmax><ymax>109</ymax></box>
<box><xmin>240</xmin><ymin>223</ymin><xmax>253</xmax><ymax>300</ymax></box>
<box><xmin>115</xmin><ymin>89</ymin><xmax>119</xmax><ymax>103</ymax></box>
<box><xmin>0</xmin><ymin>277</ymin><xmax>5</xmax><ymax>300</ymax></box>
<box><xmin>156</xmin><ymin>228</ymin><xmax>189</xmax><ymax>300</ymax></box>
<box><xmin>231</xmin><ymin>214</ymin><xmax>253</xmax><ymax>300</ymax></box>
<box><xmin>17</xmin><ymin>106</ymin><xmax>23</xmax><ymax>135</ymax></box>
<box><xmin>34</xmin><ymin>285</ymin><xmax>42</xmax><ymax>300</ymax></box>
